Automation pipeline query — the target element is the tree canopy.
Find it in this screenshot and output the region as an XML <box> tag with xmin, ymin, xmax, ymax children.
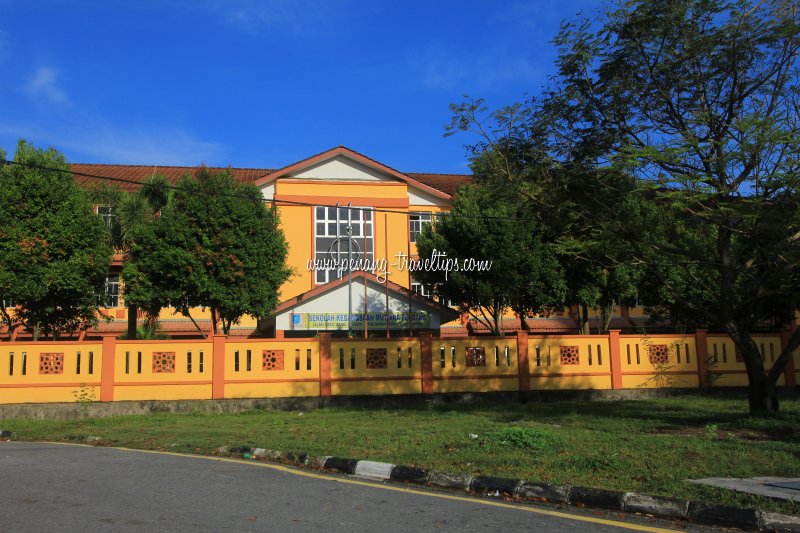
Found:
<box><xmin>415</xmin><ymin>183</ymin><xmax>565</xmax><ymax>335</ymax></box>
<box><xmin>448</xmin><ymin>0</ymin><xmax>800</xmax><ymax>412</ymax></box>
<box><xmin>0</xmin><ymin>140</ymin><xmax>112</xmax><ymax>340</ymax></box>
<box><xmin>124</xmin><ymin>167</ymin><xmax>292</xmax><ymax>335</ymax></box>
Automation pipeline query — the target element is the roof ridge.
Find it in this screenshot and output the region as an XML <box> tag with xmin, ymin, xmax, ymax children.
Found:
<box><xmin>405</xmin><ymin>171</ymin><xmax>473</xmax><ymax>177</ymax></box>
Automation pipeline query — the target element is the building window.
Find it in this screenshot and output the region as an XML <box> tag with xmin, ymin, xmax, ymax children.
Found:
<box><xmin>411</xmin><ymin>281</ymin><xmax>432</xmax><ymax>298</ymax></box>
<box><xmin>104</xmin><ymin>274</ymin><xmax>120</xmax><ymax>308</ymax></box>
<box><xmin>314</xmin><ymin>206</ymin><xmax>373</xmax><ymax>284</ymax></box>
<box><xmin>97</xmin><ymin>206</ymin><xmax>116</xmax><ymax>229</ymax></box>
<box><xmin>412</xmin><ymin>279</ymin><xmax>453</xmax><ymax>308</ymax></box>
<box><xmin>409</xmin><ymin>211</ymin><xmax>432</xmax><ymax>243</ymax></box>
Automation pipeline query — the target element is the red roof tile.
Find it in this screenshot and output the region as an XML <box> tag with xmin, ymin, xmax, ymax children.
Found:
<box><xmin>71</xmin><ymin>164</ymin><xmax>274</xmax><ymax>193</ymax></box>
<box><xmin>69</xmin><ymin>158</ymin><xmax>473</xmax><ymax>198</ymax></box>
<box><xmin>466</xmin><ymin>317</ymin><xmax>579</xmax><ymax>334</ymax></box>
<box><xmin>405</xmin><ymin>173</ymin><xmax>472</xmax><ymax>196</ymax></box>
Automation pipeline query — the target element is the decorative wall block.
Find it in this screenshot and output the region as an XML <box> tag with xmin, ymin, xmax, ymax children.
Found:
<box><xmin>560</xmin><ymin>346</ymin><xmax>580</xmax><ymax>365</ymax></box>
<box><xmin>262</xmin><ymin>349</ymin><xmax>285</xmax><ymax>371</ymax></box>
<box><xmin>648</xmin><ymin>344</ymin><xmax>670</xmax><ymax>365</ymax></box>
<box><xmin>152</xmin><ymin>352</ymin><xmax>176</xmax><ymax>373</ymax></box>
<box><xmin>465</xmin><ymin>347</ymin><xmax>486</xmax><ymax>367</ymax></box>
<box><xmin>39</xmin><ymin>353</ymin><xmax>64</xmax><ymax>375</ymax></box>
<box><xmin>366</xmin><ymin>348</ymin><xmax>387</xmax><ymax>369</ymax></box>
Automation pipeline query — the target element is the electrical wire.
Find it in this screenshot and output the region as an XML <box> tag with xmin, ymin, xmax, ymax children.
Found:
<box><xmin>2</xmin><ymin>159</ymin><xmax>540</xmax><ymax>222</ymax></box>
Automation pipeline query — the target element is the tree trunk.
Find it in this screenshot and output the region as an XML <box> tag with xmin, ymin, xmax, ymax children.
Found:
<box><xmin>127</xmin><ymin>304</ymin><xmax>138</xmax><ymax>339</ymax></box>
<box><xmin>211</xmin><ymin>307</ymin><xmax>219</xmax><ymax>336</ymax></box>
<box><xmin>494</xmin><ymin>307</ymin><xmax>502</xmax><ymax>336</ymax></box>
<box><xmin>600</xmin><ymin>304</ymin><xmax>613</xmax><ymax>335</ymax></box>
<box><xmin>580</xmin><ymin>305</ymin><xmax>589</xmax><ymax>335</ymax></box>
<box><xmin>726</xmin><ymin>320</ymin><xmax>782</xmax><ymax>413</ymax></box>
<box><xmin>748</xmin><ymin>373</ymin><xmax>779</xmax><ymax>413</ymax></box>
<box><xmin>33</xmin><ymin>321</ymin><xmax>40</xmax><ymax>342</ymax></box>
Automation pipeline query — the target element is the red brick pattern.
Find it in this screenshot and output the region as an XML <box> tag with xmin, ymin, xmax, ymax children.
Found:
<box><xmin>39</xmin><ymin>353</ymin><xmax>64</xmax><ymax>375</ymax></box>
<box><xmin>560</xmin><ymin>346</ymin><xmax>580</xmax><ymax>365</ymax></box>
<box><xmin>648</xmin><ymin>344</ymin><xmax>669</xmax><ymax>365</ymax></box>
<box><xmin>366</xmin><ymin>348</ymin><xmax>387</xmax><ymax>369</ymax></box>
<box><xmin>152</xmin><ymin>352</ymin><xmax>176</xmax><ymax>373</ymax></box>
<box><xmin>262</xmin><ymin>350</ymin><xmax>285</xmax><ymax>371</ymax></box>
<box><xmin>465</xmin><ymin>347</ymin><xmax>486</xmax><ymax>367</ymax></box>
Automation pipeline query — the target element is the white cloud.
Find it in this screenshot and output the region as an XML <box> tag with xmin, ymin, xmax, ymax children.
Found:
<box><xmin>0</xmin><ymin>121</ymin><xmax>227</xmax><ymax>165</ymax></box>
<box><xmin>25</xmin><ymin>67</ymin><xmax>69</xmax><ymax>105</ymax></box>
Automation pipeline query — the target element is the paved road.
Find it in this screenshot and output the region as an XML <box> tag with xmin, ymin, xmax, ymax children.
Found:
<box><xmin>0</xmin><ymin>442</ymin><xmax>709</xmax><ymax>532</ymax></box>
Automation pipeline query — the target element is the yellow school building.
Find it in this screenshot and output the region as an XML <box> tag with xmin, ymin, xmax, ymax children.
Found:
<box><xmin>0</xmin><ymin>146</ymin><xmax>796</xmax><ymax>403</ymax></box>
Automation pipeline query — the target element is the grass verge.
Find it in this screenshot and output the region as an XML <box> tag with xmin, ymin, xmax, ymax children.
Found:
<box><xmin>3</xmin><ymin>394</ymin><xmax>799</xmax><ymax>514</ymax></box>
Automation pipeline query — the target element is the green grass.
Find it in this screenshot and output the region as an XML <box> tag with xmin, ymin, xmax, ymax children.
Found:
<box><xmin>4</xmin><ymin>394</ymin><xmax>800</xmax><ymax>514</ymax></box>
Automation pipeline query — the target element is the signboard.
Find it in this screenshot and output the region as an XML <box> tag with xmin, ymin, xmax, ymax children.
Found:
<box><xmin>291</xmin><ymin>311</ymin><xmax>429</xmax><ymax>330</ymax></box>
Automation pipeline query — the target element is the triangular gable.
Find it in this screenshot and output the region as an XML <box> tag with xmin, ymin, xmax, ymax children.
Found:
<box><xmin>273</xmin><ymin>270</ymin><xmax>459</xmax><ymax>321</ymax></box>
<box><xmin>255</xmin><ymin>146</ymin><xmax>451</xmax><ymax>200</ymax></box>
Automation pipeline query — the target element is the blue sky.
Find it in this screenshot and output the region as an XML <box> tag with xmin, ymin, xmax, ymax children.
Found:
<box><xmin>0</xmin><ymin>1</ymin><xmax>604</xmax><ymax>174</ymax></box>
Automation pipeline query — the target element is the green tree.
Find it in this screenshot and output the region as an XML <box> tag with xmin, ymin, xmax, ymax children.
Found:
<box><xmin>447</xmin><ymin>102</ymin><xmax>643</xmax><ymax>335</ymax></box>
<box><xmin>0</xmin><ymin>140</ymin><xmax>112</xmax><ymax>340</ymax></box>
<box><xmin>129</xmin><ymin>167</ymin><xmax>291</xmax><ymax>336</ymax></box>
<box><xmin>92</xmin><ymin>176</ymin><xmax>172</xmax><ymax>338</ymax></box>
<box><xmin>415</xmin><ymin>184</ymin><xmax>565</xmax><ymax>335</ymax></box>
<box><xmin>549</xmin><ymin>0</ymin><xmax>800</xmax><ymax>411</ymax></box>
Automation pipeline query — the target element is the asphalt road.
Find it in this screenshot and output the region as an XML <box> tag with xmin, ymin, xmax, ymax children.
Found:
<box><xmin>0</xmin><ymin>442</ymin><xmax>710</xmax><ymax>532</ymax></box>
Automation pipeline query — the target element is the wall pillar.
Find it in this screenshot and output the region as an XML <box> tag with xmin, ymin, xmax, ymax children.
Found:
<box><xmin>695</xmin><ymin>329</ymin><xmax>710</xmax><ymax>388</ymax></box>
<box><xmin>99</xmin><ymin>333</ymin><xmax>117</xmax><ymax>402</ymax></box>
<box><xmin>780</xmin><ymin>326</ymin><xmax>797</xmax><ymax>387</ymax></box>
<box><xmin>420</xmin><ymin>332</ymin><xmax>433</xmax><ymax>394</ymax></box>
<box><xmin>319</xmin><ymin>333</ymin><xmax>332</xmax><ymax>397</ymax></box>
<box><xmin>212</xmin><ymin>334</ymin><xmax>226</xmax><ymax>399</ymax></box>
<box><xmin>608</xmin><ymin>329</ymin><xmax>623</xmax><ymax>390</ymax></box>
<box><xmin>516</xmin><ymin>331</ymin><xmax>529</xmax><ymax>393</ymax></box>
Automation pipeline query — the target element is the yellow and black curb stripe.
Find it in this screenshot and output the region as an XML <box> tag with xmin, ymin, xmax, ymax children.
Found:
<box><xmin>215</xmin><ymin>443</ymin><xmax>792</xmax><ymax>531</ymax></box>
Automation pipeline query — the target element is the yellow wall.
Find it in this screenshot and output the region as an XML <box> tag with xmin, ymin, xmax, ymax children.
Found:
<box><xmin>279</xmin><ymin>204</ymin><xmax>315</xmax><ymax>299</ymax></box>
<box><xmin>706</xmin><ymin>335</ymin><xmax>785</xmax><ymax>387</ymax></box>
<box><xmin>432</xmin><ymin>337</ymin><xmax>518</xmax><ymax>393</ymax></box>
<box><xmin>528</xmin><ymin>335</ymin><xmax>612</xmax><ymax>390</ymax></box>
<box><xmin>225</xmin><ymin>339</ymin><xmax>320</xmax><ymax>398</ymax></box>
<box><xmin>1</xmin><ymin>331</ymin><xmax>796</xmax><ymax>404</ymax></box>
<box><xmin>113</xmin><ymin>340</ymin><xmax>213</xmax><ymax>400</ymax></box>
<box><xmin>619</xmin><ymin>335</ymin><xmax>700</xmax><ymax>389</ymax></box>
<box><xmin>331</xmin><ymin>339</ymin><xmax>421</xmax><ymax>395</ymax></box>
<box><xmin>0</xmin><ymin>342</ymin><xmax>102</xmax><ymax>404</ymax></box>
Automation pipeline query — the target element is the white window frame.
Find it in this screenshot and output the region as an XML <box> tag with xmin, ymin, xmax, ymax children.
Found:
<box><xmin>104</xmin><ymin>274</ymin><xmax>120</xmax><ymax>308</ymax></box>
<box><xmin>409</xmin><ymin>211</ymin><xmax>432</xmax><ymax>243</ymax></box>
<box><xmin>313</xmin><ymin>206</ymin><xmax>374</xmax><ymax>284</ymax></box>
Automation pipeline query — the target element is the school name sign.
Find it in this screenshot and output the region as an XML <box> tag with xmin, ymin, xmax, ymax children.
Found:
<box><xmin>291</xmin><ymin>311</ymin><xmax>430</xmax><ymax>329</ymax></box>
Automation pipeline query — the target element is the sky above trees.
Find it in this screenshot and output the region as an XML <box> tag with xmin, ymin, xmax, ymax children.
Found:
<box><xmin>0</xmin><ymin>0</ymin><xmax>603</xmax><ymax>173</ymax></box>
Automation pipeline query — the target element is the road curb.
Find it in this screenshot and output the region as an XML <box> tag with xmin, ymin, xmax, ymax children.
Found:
<box><xmin>209</xmin><ymin>445</ymin><xmax>799</xmax><ymax>532</ymax></box>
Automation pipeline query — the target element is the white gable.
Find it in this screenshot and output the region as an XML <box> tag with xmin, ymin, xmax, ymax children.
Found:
<box><xmin>261</xmin><ymin>182</ymin><xmax>275</xmax><ymax>200</ymax></box>
<box><xmin>408</xmin><ymin>185</ymin><xmax>449</xmax><ymax>207</ymax></box>
<box><xmin>288</xmin><ymin>154</ymin><xmax>397</xmax><ymax>182</ymax></box>
<box><xmin>274</xmin><ymin>277</ymin><xmax>451</xmax><ymax>331</ymax></box>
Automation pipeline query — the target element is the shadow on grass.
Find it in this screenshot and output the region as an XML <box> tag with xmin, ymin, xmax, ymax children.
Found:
<box><xmin>307</xmin><ymin>391</ymin><xmax>800</xmax><ymax>441</ymax></box>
